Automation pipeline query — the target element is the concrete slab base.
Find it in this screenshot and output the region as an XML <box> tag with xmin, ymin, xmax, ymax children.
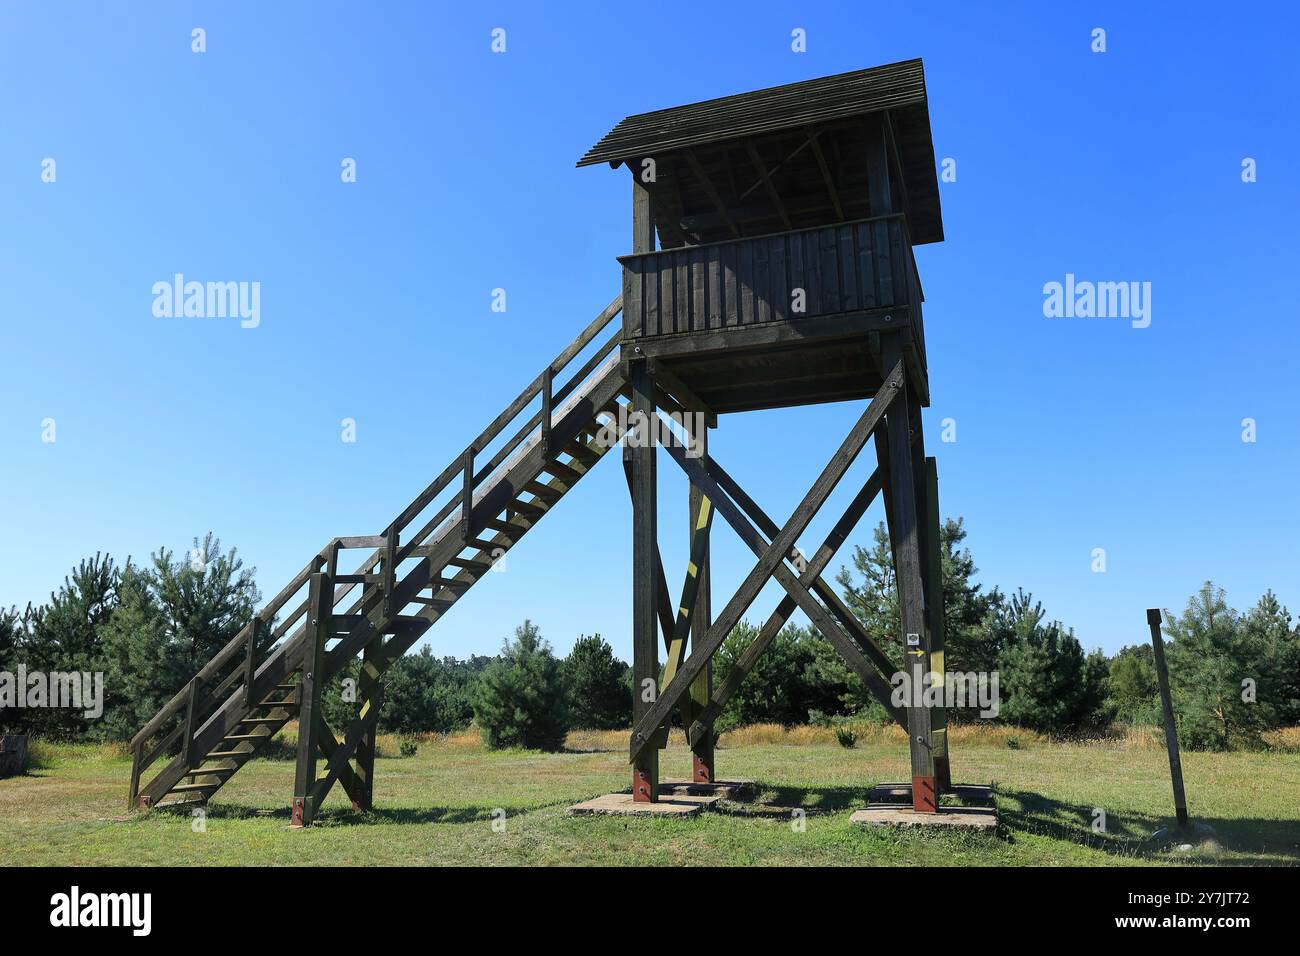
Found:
<box><xmin>657</xmin><ymin>779</ymin><xmax>756</xmax><ymax>801</ymax></box>
<box><xmin>567</xmin><ymin>792</ymin><xmax>711</xmax><ymax>816</ymax></box>
<box><xmin>851</xmin><ymin>805</ymin><xmax>999</xmax><ymax>831</ymax></box>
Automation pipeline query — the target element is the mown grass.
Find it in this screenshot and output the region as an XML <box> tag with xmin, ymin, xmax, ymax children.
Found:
<box><xmin>3</xmin><ymin>727</ymin><xmax>1297</xmax><ymax>866</ymax></box>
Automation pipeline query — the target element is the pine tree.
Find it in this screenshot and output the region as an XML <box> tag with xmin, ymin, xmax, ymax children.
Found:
<box><xmin>993</xmin><ymin>589</ymin><xmax>1104</xmax><ymax>732</ymax></box>
<box><xmin>561</xmin><ymin>634</ymin><xmax>632</xmax><ymax>729</ymax></box>
<box><xmin>1164</xmin><ymin>582</ymin><xmax>1273</xmax><ymax>750</ymax></box>
<box><xmin>472</xmin><ymin>621</ymin><xmax>569</xmax><ymax>750</ymax></box>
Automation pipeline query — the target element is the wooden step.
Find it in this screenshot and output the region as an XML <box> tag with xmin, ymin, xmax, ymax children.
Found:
<box><xmin>544</xmin><ymin>460</ymin><xmax>584</xmax><ymax>483</ymax></box>
<box><xmin>446</xmin><ymin>557</ymin><xmax>492</xmax><ymax>574</ymax></box>
<box><xmin>224</xmin><ymin>733</ymin><xmax>276</xmax><ymax>741</ymax></box>
<box><xmin>170</xmin><ymin>781</ymin><xmax>222</xmax><ymax>793</ymax></box>
<box><xmin>409</xmin><ymin>595</ymin><xmax>455</xmax><ymax>609</ymax></box>
<box><xmin>508</xmin><ymin>500</ymin><xmax>546</xmax><ymax>519</ymax></box>
<box><xmin>206</xmin><ymin>750</ymin><xmax>252</xmax><ymax>759</ymax></box>
<box><xmin>482</xmin><ymin>517</ymin><xmax>527</xmax><ymax>537</ymax></box>
<box><xmin>523</xmin><ymin>480</ymin><xmax>564</xmax><ymax>500</ymax></box>
<box><xmin>186</xmin><ymin>766</ymin><xmax>236</xmax><ymax>776</ymax></box>
<box><xmin>430</xmin><ymin>576</ymin><xmax>471</xmax><ymax>592</ymax></box>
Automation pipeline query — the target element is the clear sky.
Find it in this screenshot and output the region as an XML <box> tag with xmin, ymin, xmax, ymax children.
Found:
<box><xmin>2</xmin><ymin>1</ymin><xmax>1296</xmax><ymax>663</ymax></box>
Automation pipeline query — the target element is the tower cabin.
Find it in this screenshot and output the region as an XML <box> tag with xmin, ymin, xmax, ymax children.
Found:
<box><xmin>578</xmin><ymin>57</ymin><xmax>943</xmax><ymax>414</ymax></box>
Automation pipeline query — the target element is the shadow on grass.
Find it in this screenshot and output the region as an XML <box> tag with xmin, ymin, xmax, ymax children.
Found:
<box><xmin>186</xmin><ymin>802</ymin><xmax>551</xmax><ymax>827</ymax></box>
<box><xmin>997</xmin><ymin>787</ymin><xmax>1300</xmax><ymax>864</ymax></box>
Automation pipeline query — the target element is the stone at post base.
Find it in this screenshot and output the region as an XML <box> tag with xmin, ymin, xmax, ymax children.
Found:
<box><xmin>0</xmin><ymin>735</ymin><xmax>28</xmax><ymax>778</ymax></box>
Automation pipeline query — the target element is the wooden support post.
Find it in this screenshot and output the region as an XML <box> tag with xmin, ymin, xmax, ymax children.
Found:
<box><xmin>629</xmin><ymin>359</ymin><xmax>659</xmax><ymax>801</ymax></box>
<box><xmin>353</xmin><ymin>635</ymin><xmax>383</xmax><ymax>811</ymax></box>
<box><xmin>924</xmin><ymin>457</ymin><xmax>951</xmax><ymax>792</ymax></box>
<box><xmin>879</xmin><ymin>337</ymin><xmax>935</xmax><ymax>812</ymax></box>
<box><xmin>1147</xmin><ymin>609</ymin><xmax>1189</xmax><ymax>829</ymax></box>
<box><xmin>689</xmin><ymin>424</ymin><xmax>715</xmax><ymax>783</ymax></box>
<box><xmin>382</xmin><ymin>526</ymin><xmax>396</xmax><ymax>616</ymax></box>
<box><xmin>128</xmin><ymin>742</ymin><xmax>143</xmax><ymax>810</ymax></box>
<box><xmin>292</xmin><ymin>571</ymin><xmax>331</xmax><ymax>827</ymax></box>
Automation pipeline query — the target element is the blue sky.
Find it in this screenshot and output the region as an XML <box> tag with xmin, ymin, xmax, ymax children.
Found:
<box><xmin>2</xmin><ymin>1</ymin><xmax>1296</xmax><ymax>663</ymax></box>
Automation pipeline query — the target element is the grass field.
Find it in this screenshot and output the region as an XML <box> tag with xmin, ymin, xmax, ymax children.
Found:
<box><xmin>3</xmin><ymin>725</ymin><xmax>1298</xmax><ymax>866</ymax></box>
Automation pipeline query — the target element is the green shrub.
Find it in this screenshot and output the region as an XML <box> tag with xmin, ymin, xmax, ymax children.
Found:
<box><xmin>472</xmin><ymin>621</ymin><xmax>569</xmax><ymax>751</ymax></box>
<box><xmin>398</xmin><ymin>737</ymin><xmax>419</xmax><ymax>758</ymax></box>
<box><xmin>834</xmin><ymin>726</ymin><xmax>857</xmax><ymax>749</ymax></box>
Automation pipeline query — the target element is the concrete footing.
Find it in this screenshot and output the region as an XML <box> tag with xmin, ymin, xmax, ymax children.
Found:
<box><xmin>851</xmin><ymin>805</ymin><xmax>999</xmax><ymax>831</ymax></box>
<box><xmin>853</xmin><ymin>780</ymin><xmax>998</xmax><ymax>831</ymax></box>
<box><xmin>567</xmin><ymin>780</ymin><xmax>756</xmax><ymax>817</ymax></box>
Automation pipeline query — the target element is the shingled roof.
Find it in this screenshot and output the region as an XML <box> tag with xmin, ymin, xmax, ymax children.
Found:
<box><xmin>578</xmin><ymin>59</ymin><xmax>943</xmax><ymax>245</ymax></box>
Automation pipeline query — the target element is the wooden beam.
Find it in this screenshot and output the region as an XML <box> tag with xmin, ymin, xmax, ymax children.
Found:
<box><xmin>683</xmin><ymin>147</ymin><xmax>740</xmax><ymax>238</ymax></box>
<box><xmin>744</xmin><ymin>141</ymin><xmax>792</xmax><ymax>231</ymax></box>
<box><xmin>688</xmin><ymin>423</ymin><xmax>715</xmax><ymax>782</ymax></box>
<box><xmin>806</xmin><ymin>127</ymin><xmax>845</xmax><ymax>221</ymax></box>
<box><xmin>878</xmin><ymin>334</ymin><xmax>935</xmax><ymax>812</ymax></box>
<box><xmin>629</xmin><ymin>358</ymin><xmax>659</xmax><ymax>800</ymax></box>
<box><xmin>291</xmin><ymin>571</ymin><xmax>330</xmax><ymax>827</ymax></box>
<box><xmin>925</xmin><ymin>456</ymin><xmax>951</xmax><ymax>791</ymax></box>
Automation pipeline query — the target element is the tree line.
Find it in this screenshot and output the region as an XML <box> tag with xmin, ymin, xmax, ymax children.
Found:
<box><xmin>2</xmin><ymin>522</ymin><xmax>1297</xmax><ymax>752</ymax></box>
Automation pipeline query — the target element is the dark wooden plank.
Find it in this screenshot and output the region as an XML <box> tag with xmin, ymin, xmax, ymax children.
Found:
<box><xmin>623</xmin><ymin>259</ymin><xmax>643</xmax><ymax>337</ymax></box>
<box><xmin>787</xmin><ymin>229</ymin><xmax>805</xmax><ymax>318</ymax></box>
<box><xmin>856</xmin><ymin>222</ymin><xmax>877</xmax><ymax>309</ymax></box>
<box><xmin>706</xmin><ymin>245</ymin><xmax>722</xmax><ymax>330</ymax></box>
<box><xmin>629</xmin><ymin>360</ymin><xmax>660</xmax><ymax>800</ymax></box>
<box><xmin>675</xmin><ymin>250</ymin><xmax>690</xmax><ymax>335</ymax></box>
<box><xmin>753</xmin><ymin>236</ymin><xmax>770</xmax><ymax>326</ymax></box>
<box><xmin>888</xmin><ymin>216</ymin><xmax>907</xmax><ymax>305</ymax></box>
<box><xmin>803</xmin><ymin>230</ymin><xmax>821</xmax><ymax>315</ymax></box>
<box><xmin>769</xmin><ymin>235</ymin><xmax>787</xmax><ymax>323</ymax></box>
<box><xmin>738</xmin><ymin>237</ymin><xmax>754</xmax><ymax>325</ymax></box>
<box><xmin>819</xmin><ymin>224</ymin><xmax>840</xmax><ymax>313</ymax></box>
<box><xmin>838</xmin><ymin>225</ymin><xmax>859</xmax><ymax>310</ymax></box>
<box><xmin>644</xmin><ymin>256</ymin><xmax>659</xmax><ymax>337</ymax></box>
<box><xmin>691</xmin><ymin>247</ymin><xmax>706</xmax><ymax>334</ymax></box>
<box><xmin>659</xmin><ymin>254</ymin><xmax>674</xmax><ymax>338</ymax></box>
<box><xmin>722</xmin><ymin>242</ymin><xmax>738</xmax><ymax>326</ymax></box>
<box><xmin>874</xmin><ymin>219</ymin><xmax>895</xmax><ymax>307</ymax></box>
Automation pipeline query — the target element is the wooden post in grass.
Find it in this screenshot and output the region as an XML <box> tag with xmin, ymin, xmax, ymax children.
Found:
<box><xmin>1147</xmin><ymin>608</ymin><xmax>1189</xmax><ymax>829</ymax></box>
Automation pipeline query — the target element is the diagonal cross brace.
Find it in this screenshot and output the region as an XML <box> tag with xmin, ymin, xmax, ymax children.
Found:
<box><xmin>705</xmin><ymin>449</ymin><xmax>897</xmax><ymax>679</ymax></box>
<box><xmin>658</xmin><ymin>436</ymin><xmax>907</xmax><ymax>744</ymax></box>
<box><xmin>686</xmin><ymin>466</ymin><xmax>901</xmax><ymax>745</ymax></box>
<box><xmin>629</xmin><ymin>361</ymin><xmax>905</xmax><ymax>761</ymax></box>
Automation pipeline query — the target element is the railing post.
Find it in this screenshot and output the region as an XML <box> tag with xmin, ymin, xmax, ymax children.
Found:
<box><xmin>181</xmin><ymin>677</ymin><xmax>200</xmax><ymax>769</ymax></box>
<box><xmin>383</xmin><ymin>525</ymin><xmax>397</xmax><ymax>615</ymax></box>
<box><xmin>461</xmin><ymin>448</ymin><xmax>475</xmax><ymax>540</ymax></box>
<box><xmin>128</xmin><ymin>741</ymin><xmax>143</xmax><ymax>809</ymax></box>
<box><xmin>540</xmin><ymin>366</ymin><xmax>553</xmax><ymax>454</ymax></box>
<box><xmin>243</xmin><ymin>617</ymin><xmax>261</xmax><ymax>709</ymax></box>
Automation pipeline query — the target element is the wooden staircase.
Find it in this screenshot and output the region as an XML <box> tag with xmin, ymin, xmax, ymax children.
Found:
<box><xmin>129</xmin><ymin>298</ymin><xmax>630</xmax><ymax>812</ymax></box>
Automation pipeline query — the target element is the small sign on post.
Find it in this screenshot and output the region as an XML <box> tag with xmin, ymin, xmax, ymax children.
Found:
<box><xmin>1146</xmin><ymin>608</ymin><xmax>1189</xmax><ymax>829</ymax></box>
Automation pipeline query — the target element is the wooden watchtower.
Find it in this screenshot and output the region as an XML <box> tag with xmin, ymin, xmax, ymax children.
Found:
<box><xmin>126</xmin><ymin>59</ymin><xmax>953</xmax><ymax>824</ymax></box>
<box><xmin>579</xmin><ymin>58</ymin><xmax>951</xmax><ymax>812</ymax></box>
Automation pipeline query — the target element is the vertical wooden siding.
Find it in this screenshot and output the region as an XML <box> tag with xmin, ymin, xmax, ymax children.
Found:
<box><xmin>622</xmin><ymin>215</ymin><xmax>911</xmax><ymax>338</ymax></box>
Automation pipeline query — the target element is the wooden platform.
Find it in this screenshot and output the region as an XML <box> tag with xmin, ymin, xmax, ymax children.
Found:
<box><xmin>851</xmin><ymin>806</ymin><xmax>998</xmax><ymax>831</ymax></box>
